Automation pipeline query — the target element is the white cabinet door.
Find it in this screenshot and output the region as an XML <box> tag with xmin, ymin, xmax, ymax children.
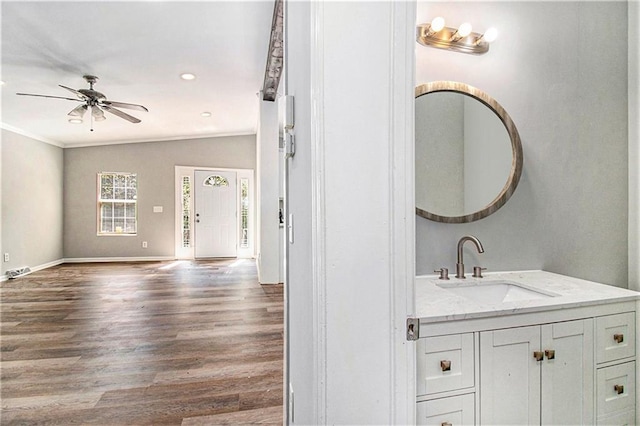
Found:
<box><xmin>480</xmin><ymin>326</ymin><xmax>541</xmax><ymax>425</ymax></box>
<box><xmin>541</xmin><ymin>319</ymin><xmax>595</xmax><ymax>425</ymax></box>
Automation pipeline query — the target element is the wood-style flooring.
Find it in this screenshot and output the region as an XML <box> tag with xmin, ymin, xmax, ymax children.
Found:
<box><xmin>0</xmin><ymin>259</ymin><xmax>284</xmax><ymax>425</ymax></box>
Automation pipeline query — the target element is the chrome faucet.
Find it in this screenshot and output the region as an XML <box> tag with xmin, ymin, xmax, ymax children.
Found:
<box><xmin>456</xmin><ymin>235</ymin><xmax>484</xmax><ymax>279</ymax></box>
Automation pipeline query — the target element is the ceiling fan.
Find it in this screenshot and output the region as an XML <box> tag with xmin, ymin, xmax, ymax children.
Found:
<box><xmin>16</xmin><ymin>75</ymin><xmax>148</xmax><ymax>131</ymax></box>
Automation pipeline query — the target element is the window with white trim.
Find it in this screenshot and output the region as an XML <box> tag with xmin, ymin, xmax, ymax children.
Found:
<box><xmin>181</xmin><ymin>176</ymin><xmax>191</xmax><ymax>247</ymax></box>
<box><xmin>98</xmin><ymin>172</ymin><xmax>137</xmax><ymax>235</ymax></box>
<box><xmin>240</xmin><ymin>178</ymin><xmax>249</xmax><ymax>248</ymax></box>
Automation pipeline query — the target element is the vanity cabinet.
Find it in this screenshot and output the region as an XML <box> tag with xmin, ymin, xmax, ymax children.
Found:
<box><xmin>416</xmin><ymin>302</ymin><xmax>637</xmax><ymax>426</ymax></box>
<box><xmin>480</xmin><ymin>319</ymin><xmax>594</xmax><ymax>425</ymax></box>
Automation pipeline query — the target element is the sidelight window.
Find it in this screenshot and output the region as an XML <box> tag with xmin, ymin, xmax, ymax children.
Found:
<box><xmin>181</xmin><ymin>176</ymin><xmax>191</xmax><ymax>247</ymax></box>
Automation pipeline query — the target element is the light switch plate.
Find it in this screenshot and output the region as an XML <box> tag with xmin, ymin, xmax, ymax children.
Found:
<box><xmin>153</xmin><ymin>206</ymin><xmax>163</xmax><ymax>213</ymax></box>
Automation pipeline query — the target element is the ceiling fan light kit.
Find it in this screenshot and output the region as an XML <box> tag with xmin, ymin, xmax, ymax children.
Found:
<box><xmin>16</xmin><ymin>75</ymin><xmax>149</xmax><ymax>132</ymax></box>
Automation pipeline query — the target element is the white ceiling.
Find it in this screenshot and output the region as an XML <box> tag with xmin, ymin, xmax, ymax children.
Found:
<box><xmin>1</xmin><ymin>1</ymin><xmax>275</xmax><ymax>147</ymax></box>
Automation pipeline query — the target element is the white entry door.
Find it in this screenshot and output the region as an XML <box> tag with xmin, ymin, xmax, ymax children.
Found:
<box><xmin>194</xmin><ymin>170</ymin><xmax>237</xmax><ymax>258</ymax></box>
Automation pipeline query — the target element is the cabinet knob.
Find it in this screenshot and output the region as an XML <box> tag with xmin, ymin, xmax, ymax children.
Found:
<box><xmin>440</xmin><ymin>360</ymin><xmax>452</xmax><ymax>372</ymax></box>
<box><xmin>613</xmin><ymin>333</ymin><xmax>624</xmax><ymax>344</ymax></box>
<box><xmin>533</xmin><ymin>351</ymin><xmax>544</xmax><ymax>361</ymax></box>
<box><xmin>441</xmin><ymin>422</ymin><xmax>452</xmax><ymax>426</ymax></box>
<box><xmin>614</xmin><ymin>384</ymin><xmax>624</xmax><ymax>395</ymax></box>
<box><xmin>545</xmin><ymin>349</ymin><xmax>555</xmax><ymax>360</ymax></box>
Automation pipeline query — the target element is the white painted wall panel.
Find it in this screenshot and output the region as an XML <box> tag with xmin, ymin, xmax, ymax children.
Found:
<box><xmin>416</xmin><ymin>2</ymin><xmax>630</xmax><ymax>288</ymax></box>
<box><xmin>1</xmin><ymin>129</ymin><xmax>64</xmax><ymax>275</ymax></box>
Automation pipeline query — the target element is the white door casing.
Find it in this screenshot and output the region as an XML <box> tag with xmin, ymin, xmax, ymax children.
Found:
<box><xmin>194</xmin><ymin>170</ymin><xmax>237</xmax><ymax>258</ymax></box>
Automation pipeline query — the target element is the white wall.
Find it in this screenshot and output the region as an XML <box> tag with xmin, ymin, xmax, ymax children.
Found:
<box><xmin>64</xmin><ymin>135</ymin><xmax>256</xmax><ymax>259</ymax></box>
<box><xmin>1</xmin><ymin>129</ymin><xmax>64</xmax><ymax>275</ymax></box>
<box><xmin>286</xmin><ymin>1</ymin><xmax>415</xmax><ymax>423</ymax></box>
<box><xmin>463</xmin><ymin>96</ymin><xmax>512</xmax><ymax>213</ymax></box>
<box><xmin>256</xmin><ymin>96</ymin><xmax>281</xmax><ymax>284</ymax></box>
<box><xmin>629</xmin><ymin>0</ymin><xmax>639</xmax><ymax>291</ymax></box>
<box><xmin>416</xmin><ymin>2</ymin><xmax>630</xmax><ymax>288</ymax></box>
<box><xmin>415</xmin><ymin>93</ymin><xmax>464</xmax><ymax>215</ymax></box>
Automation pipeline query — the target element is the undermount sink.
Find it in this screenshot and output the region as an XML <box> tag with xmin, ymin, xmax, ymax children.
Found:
<box><xmin>437</xmin><ymin>280</ymin><xmax>558</xmax><ymax>304</ymax></box>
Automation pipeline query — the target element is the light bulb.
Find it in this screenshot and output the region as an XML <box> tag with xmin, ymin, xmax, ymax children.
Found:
<box><xmin>482</xmin><ymin>27</ymin><xmax>498</xmax><ymax>43</ymax></box>
<box><xmin>458</xmin><ymin>22</ymin><xmax>472</xmax><ymax>38</ymax></box>
<box><xmin>430</xmin><ymin>17</ymin><xmax>445</xmax><ymax>32</ymax></box>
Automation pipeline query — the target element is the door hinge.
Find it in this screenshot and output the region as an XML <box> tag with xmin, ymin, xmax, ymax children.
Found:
<box><xmin>285</xmin><ymin>133</ymin><xmax>295</xmax><ymax>159</ymax></box>
<box><xmin>406</xmin><ymin>318</ymin><xmax>420</xmax><ymax>341</ymax></box>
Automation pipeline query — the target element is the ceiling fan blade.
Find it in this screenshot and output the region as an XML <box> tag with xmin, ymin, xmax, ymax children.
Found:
<box><xmin>59</xmin><ymin>84</ymin><xmax>88</xmax><ymax>99</ymax></box>
<box><xmin>68</xmin><ymin>104</ymin><xmax>88</xmax><ymax>117</ymax></box>
<box><xmin>91</xmin><ymin>105</ymin><xmax>106</xmax><ymax>121</ymax></box>
<box><xmin>101</xmin><ymin>100</ymin><xmax>148</xmax><ymax>112</ymax></box>
<box><xmin>102</xmin><ymin>105</ymin><xmax>141</xmax><ymax>123</ymax></box>
<box><xmin>16</xmin><ymin>92</ymin><xmax>82</xmax><ymax>102</ymax></box>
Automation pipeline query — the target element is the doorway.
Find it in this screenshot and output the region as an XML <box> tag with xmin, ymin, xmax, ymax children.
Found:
<box><xmin>194</xmin><ymin>170</ymin><xmax>238</xmax><ymax>258</ymax></box>
<box><xmin>174</xmin><ymin>166</ymin><xmax>254</xmax><ymax>260</ymax></box>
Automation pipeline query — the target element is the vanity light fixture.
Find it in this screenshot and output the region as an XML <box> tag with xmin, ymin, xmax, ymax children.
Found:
<box><xmin>417</xmin><ymin>17</ymin><xmax>497</xmax><ymax>55</ymax></box>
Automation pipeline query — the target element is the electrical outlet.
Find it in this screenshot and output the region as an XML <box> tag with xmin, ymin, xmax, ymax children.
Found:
<box><xmin>4</xmin><ymin>253</ymin><xmax>9</xmax><ymax>262</ymax></box>
<box><xmin>142</xmin><ymin>241</ymin><xmax>148</xmax><ymax>248</ymax></box>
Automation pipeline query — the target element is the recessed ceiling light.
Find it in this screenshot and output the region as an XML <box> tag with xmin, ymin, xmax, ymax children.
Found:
<box><xmin>68</xmin><ymin>118</ymin><xmax>83</xmax><ymax>124</ymax></box>
<box><xmin>201</xmin><ymin>112</ymin><xmax>212</xmax><ymax>117</ymax></box>
<box><xmin>180</xmin><ymin>73</ymin><xmax>196</xmax><ymax>81</ymax></box>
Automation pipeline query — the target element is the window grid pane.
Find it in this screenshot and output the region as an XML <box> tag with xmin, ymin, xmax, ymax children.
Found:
<box><xmin>240</xmin><ymin>178</ymin><xmax>249</xmax><ymax>248</ymax></box>
<box><xmin>181</xmin><ymin>176</ymin><xmax>191</xmax><ymax>248</ymax></box>
<box><xmin>203</xmin><ymin>175</ymin><xmax>229</xmax><ymax>187</ymax></box>
<box><xmin>98</xmin><ymin>173</ymin><xmax>137</xmax><ymax>234</ymax></box>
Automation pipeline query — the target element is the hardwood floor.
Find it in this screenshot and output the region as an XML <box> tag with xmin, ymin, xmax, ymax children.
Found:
<box><xmin>0</xmin><ymin>259</ymin><xmax>284</xmax><ymax>425</ymax></box>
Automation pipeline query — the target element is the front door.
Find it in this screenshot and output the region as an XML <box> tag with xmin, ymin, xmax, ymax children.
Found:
<box><xmin>194</xmin><ymin>170</ymin><xmax>237</xmax><ymax>258</ymax></box>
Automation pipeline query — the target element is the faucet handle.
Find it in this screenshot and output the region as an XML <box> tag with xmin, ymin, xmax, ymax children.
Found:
<box><xmin>434</xmin><ymin>268</ymin><xmax>450</xmax><ymax>280</ymax></box>
<box><xmin>472</xmin><ymin>266</ymin><xmax>487</xmax><ymax>278</ymax></box>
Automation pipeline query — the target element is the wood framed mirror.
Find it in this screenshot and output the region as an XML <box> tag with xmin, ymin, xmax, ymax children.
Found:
<box><xmin>415</xmin><ymin>81</ymin><xmax>523</xmax><ymax>223</ymax></box>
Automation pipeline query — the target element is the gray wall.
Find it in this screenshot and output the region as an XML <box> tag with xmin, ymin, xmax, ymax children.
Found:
<box><xmin>64</xmin><ymin>135</ymin><xmax>255</xmax><ymax>259</ymax></box>
<box><xmin>1</xmin><ymin>129</ymin><xmax>64</xmax><ymax>274</ymax></box>
<box><xmin>416</xmin><ymin>2</ymin><xmax>629</xmax><ymax>287</ymax></box>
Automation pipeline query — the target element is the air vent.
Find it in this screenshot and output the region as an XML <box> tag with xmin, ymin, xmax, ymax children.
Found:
<box><xmin>6</xmin><ymin>267</ymin><xmax>31</xmax><ymax>279</ymax></box>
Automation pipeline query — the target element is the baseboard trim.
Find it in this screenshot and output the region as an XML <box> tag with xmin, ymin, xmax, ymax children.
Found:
<box><xmin>1</xmin><ymin>258</ymin><xmax>64</xmax><ymax>282</ymax></box>
<box><xmin>63</xmin><ymin>256</ymin><xmax>175</xmax><ymax>263</ymax></box>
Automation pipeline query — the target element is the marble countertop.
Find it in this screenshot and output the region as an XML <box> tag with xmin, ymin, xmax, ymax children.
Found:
<box><xmin>416</xmin><ymin>270</ymin><xmax>640</xmax><ymax>323</ymax></box>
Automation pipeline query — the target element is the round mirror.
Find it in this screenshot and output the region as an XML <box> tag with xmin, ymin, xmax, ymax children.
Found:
<box><xmin>415</xmin><ymin>81</ymin><xmax>523</xmax><ymax>223</ymax></box>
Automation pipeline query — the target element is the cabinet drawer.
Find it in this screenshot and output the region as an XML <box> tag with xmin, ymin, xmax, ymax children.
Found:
<box><xmin>597</xmin><ymin>409</ymin><xmax>636</xmax><ymax>426</ymax></box>
<box><xmin>417</xmin><ymin>333</ymin><xmax>474</xmax><ymax>396</ymax></box>
<box><xmin>596</xmin><ymin>312</ymin><xmax>635</xmax><ymax>364</ymax></box>
<box><xmin>416</xmin><ymin>393</ymin><xmax>475</xmax><ymax>426</ymax></box>
<box><xmin>596</xmin><ymin>361</ymin><xmax>636</xmax><ymax>418</ymax></box>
